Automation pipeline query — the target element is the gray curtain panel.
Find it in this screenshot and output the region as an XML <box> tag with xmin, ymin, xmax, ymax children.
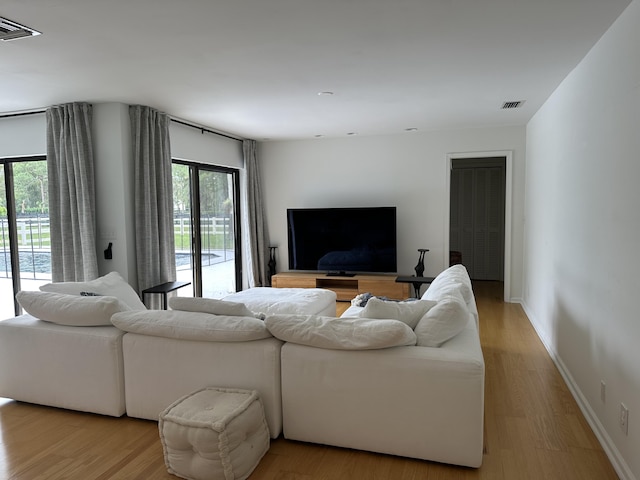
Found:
<box><xmin>130</xmin><ymin>105</ymin><xmax>176</xmax><ymax>308</ymax></box>
<box><xmin>243</xmin><ymin>139</ymin><xmax>270</xmax><ymax>286</ymax></box>
<box><xmin>46</xmin><ymin>102</ymin><xmax>99</xmax><ymax>282</ymax></box>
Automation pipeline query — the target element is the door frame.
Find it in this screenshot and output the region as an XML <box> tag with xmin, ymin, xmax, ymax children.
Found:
<box><xmin>1</xmin><ymin>155</ymin><xmax>48</xmax><ymax>316</ymax></box>
<box><xmin>445</xmin><ymin>150</ymin><xmax>512</xmax><ymax>302</ymax></box>
<box><xmin>173</xmin><ymin>159</ymin><xmax>242</xmax><ymax>297</ymax></box>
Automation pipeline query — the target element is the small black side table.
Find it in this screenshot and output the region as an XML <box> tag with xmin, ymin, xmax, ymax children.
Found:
<box><xmin>396</xmin><ymin>276</ymin><xmax>435</xmax><ymax>298</ymax></box>
<box><xmin>142</xmin><ymin>281</ymin><xmax>191</xmax><ymax>309</ymax></box>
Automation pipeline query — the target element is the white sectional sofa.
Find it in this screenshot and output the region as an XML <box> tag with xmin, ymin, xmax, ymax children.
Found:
<box><xmin>0</xmin><ymin>266</ymin><xmax>484</xmax><ymax>467</ymax></box>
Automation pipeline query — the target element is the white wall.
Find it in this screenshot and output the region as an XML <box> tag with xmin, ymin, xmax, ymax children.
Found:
<box><xmin>524</xmin><ymin>1</ymin><xmax>640</xmax><ymax>478</ymax></box>
<box><xmin>170</xmin><ymin>122</ymin><xmax>243</xmax><ymax>169</ymax></box>
<box><xmin>259</xmin><ymin>126</ymin><xmax>526</xmax><ymax>300</ymax></box>
<box><xmin>93</xmin><ymin>103</ymin><xmax>137</xmax><ymax>284</ymax></box>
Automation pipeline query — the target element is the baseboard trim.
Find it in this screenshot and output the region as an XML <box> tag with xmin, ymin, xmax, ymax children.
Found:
<box><xmin>519</xmin><ymin>300</ymin><xmax>636</xmax><ymax>480</ymax></box>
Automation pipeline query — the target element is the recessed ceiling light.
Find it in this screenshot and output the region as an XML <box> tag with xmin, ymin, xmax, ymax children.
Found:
<box><xmin>405</xmin><ymin>127</ymin><xmax>418</xmax><ymax>132</ymax></box>
<box><xmin>347</xmin><ymin>132</ymin><xmax>357</xmax><ymax>136</ymax></box>
<box><xmin>317</xmin><ymin>91</ymin><xmax>334</xmax><ymax>96</ymax></box>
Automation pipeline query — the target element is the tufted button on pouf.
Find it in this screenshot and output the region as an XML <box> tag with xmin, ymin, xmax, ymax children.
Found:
<box><xmin>159</xmin><ymin>387</ymin><xmax>270</xmax><ymax>480</ymax></box>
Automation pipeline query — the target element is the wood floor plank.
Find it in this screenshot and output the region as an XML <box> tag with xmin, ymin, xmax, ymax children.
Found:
<box><xmin>0</xmin><ymin>281</ymin><xmax>620</xmax><ymax>479</ymax></box>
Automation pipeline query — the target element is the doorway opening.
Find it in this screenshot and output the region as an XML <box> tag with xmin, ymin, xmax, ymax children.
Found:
<box><xmin>446</xmin><ymin>152</ymin><xmax>512</xmax><ymax>301</ymax></box>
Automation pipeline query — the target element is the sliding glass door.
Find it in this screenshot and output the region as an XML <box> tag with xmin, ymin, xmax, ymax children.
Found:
<box><xmin>173</xmin><ymin>161</ymin><xmax>241</xmax><ymax>298</ymax></box>
<box><xmin>0</xmin><ymin>157</ymin><xmax>50</xmax><ymax>319</ymax></box>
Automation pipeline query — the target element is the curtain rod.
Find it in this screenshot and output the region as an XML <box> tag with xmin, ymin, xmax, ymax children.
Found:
<box><xmin>0</xmin><ymin>110</ymin><xmax>46</xmax><ymax>119</ymax></box>
<box><xmin>170</xmin><ymin>118</ymin><xmax>243</xmax><ymax>143</ymax></box>
<box><xmin>0</xmin><ymin>110</ymin><xmax>245</xmax><ymax>144</ymax></box>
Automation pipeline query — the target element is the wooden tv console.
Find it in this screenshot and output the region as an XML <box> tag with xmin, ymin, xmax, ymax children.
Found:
<box><xmin>271</xmin><ymin>272</ymin><xmax>410</xmax><ymax>302</ymax></box>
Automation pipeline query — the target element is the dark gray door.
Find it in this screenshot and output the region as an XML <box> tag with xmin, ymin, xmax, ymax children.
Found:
<box><xmin>450</xmin><ymin>157</ymin><xmax>505</xmax><ymax>281</ymax></box>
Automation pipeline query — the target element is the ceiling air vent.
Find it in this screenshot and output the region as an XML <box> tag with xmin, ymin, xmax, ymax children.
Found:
<box><xmin>501</xmin><ymin>100</ymin><xmax>525</xmax><ymax>109</ymax></box>
<box><xmin>0</xmin><ymin>17</ymin><xmax>41</xmax><ymax>41</ymax></box>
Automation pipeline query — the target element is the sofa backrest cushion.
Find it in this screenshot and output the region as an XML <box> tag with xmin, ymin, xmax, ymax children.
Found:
<box><xmin>359</xmin><ymin>298</ymin><xmax>437</xmax><ymax>329</ymax></box>
<box><xmin>169</xmin><ymin>297</ymin><xmax>260</xmax><ymax>318</ymax></box>
<box><xmin>111</xmin><ymin>310</ymin><xmax>272</xmax><ymax>342</ymax></box>
<box><xmin>16</xmin><ymin>290</ymin><xmax>129</xmax><ymax>326</ymax></box>
<box><xmin>40</xmin><ymin>271</ymin><xmax>146</xmax><ymax>311</ymax></box>
<box><xmin>414</xmin><ymin>289</ymin><xmax>470</xmax><ymax>347</ymax></box>
<box><xmin>422</xmin><ymin>264</ymin><xmax>473</xmax><ymax>305</ymax></box>
<box><xmin>265</xmin><ymin>314</ymin><xmax>417</xmax><ymax>350</ymax></box>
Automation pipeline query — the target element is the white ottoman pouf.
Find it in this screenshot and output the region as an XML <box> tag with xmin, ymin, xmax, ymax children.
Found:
<box><xmin>159</xmin><ymin>387</ymin><xmax>270</xmax><ymax>480</ymax></box>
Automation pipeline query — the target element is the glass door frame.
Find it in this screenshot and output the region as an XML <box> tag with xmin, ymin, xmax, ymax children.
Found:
<box><xmin>173</xmin><ymin>159</ymin><xmax>242</xmax><ymax>297</ymax></box>
<box><xmin>1</xmin><ymin>155</ymin><xmax>47</xmax><ymax>316</ymax></box>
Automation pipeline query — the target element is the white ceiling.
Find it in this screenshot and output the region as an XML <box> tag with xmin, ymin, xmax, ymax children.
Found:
<box><xmin>0</xmin><ymin>0</ymin><xmax>631</xmax><ymax>140</ymax></box>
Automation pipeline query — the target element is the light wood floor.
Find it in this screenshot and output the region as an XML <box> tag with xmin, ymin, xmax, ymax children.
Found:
<box><xmin>0</xmin><ymin>282</ymin><xmax>619</xmax><ymax>479</ymax></box>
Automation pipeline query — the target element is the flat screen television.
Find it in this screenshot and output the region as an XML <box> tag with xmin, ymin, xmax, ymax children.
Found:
<box><xmin>287</xmin><ymin>206</ymin><xmax>397</xmax><ymax>275</ymax></box>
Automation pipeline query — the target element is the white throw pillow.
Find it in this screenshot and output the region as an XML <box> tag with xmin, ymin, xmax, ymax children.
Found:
<box><xmin>168</xmin><ymin>297</ymin><xmax>256</xmax><ymax>317</ymax></box>
<box><xmin>414</xmin><ymin>291</ymin><xmax>469</xmax><ymax>347</ymax></box>
<box><xmin>360</xmin><ymin>297</ymin><xmax>437</xmax><ymax>329</ymax></box>
<box><xmin>40</xmin><ymin>271</ymin><xmax>146</xmax><ymax>310</ymax></box>
<box><xmin>265</xmin><ymin>314</ymin><xmax>417</xmax><ymax>350</ymax></box>
<box><xmin>111</xmin><ymin>310</ymin><xmax>272</xmax><ymax>342</ymax></box>
<box><xmin>16</xmin><ymin>290</ymin><xmax>129</xmax><ymax>326</ymax></box>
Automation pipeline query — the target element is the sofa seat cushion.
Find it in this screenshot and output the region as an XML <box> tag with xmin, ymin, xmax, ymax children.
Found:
<box><xmin>16</xmin><ymin>290</ymin><xmax>129</xmax><ymax>326</ymax></box>
<box><xmin>111</xmin><ymin>310</ymin><xmax>272</xmax><ymax>342</ymax></box>
<box><xmin>40</xmin><ymin>271</ymin><xmax>146</xmax><ymax>310</ymax></box>
<box><xmin>265</xmin><ymin>314</ymin><xmax>416</xmax><ymax>350</ymax></box>
<box><xmin>223</xmin><ymin>287</ymin><xmax>337</xmax><ymax>316</ymax></box>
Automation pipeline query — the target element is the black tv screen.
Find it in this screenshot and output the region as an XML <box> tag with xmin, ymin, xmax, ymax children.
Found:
<box><xmin>287</xmin><ymin>206</ymin><xmax>397</xmax><ymax>274</ymax></box>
